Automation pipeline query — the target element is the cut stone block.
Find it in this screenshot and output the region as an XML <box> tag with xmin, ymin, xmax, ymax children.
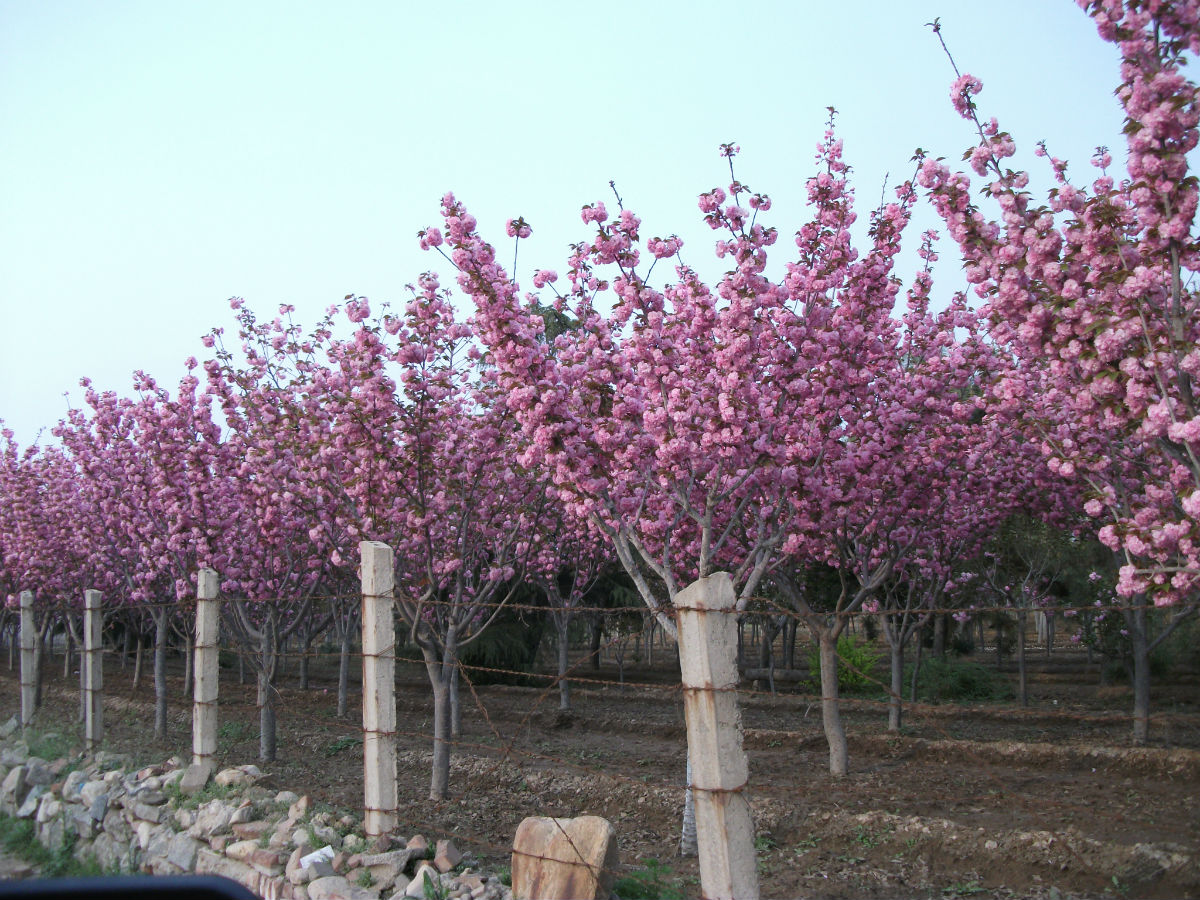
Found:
<box><xmin>511</xmin><ymin>815</ymin><xmax>618</xmax><ymax>900</ymax></box>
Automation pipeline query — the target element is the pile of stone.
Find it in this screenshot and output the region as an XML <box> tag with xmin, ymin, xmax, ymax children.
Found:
<box><xmin>0</xmin><ymin>717</ymin><xmax>510</xmax><ymax>900</ymax></box>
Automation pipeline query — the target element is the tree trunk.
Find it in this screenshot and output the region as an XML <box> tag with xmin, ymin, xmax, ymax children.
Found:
<box><xmin>183</xmin><ymin>631</ymin><xmax>193</xmax><ymax>698</ymax></box>
<box><xmin>337</xmin><ymin>615</ymin><xmax>353</xmax><ymax>719</ymax></box>
<box><xmin>426</xmin><ymin>653</ymin><xmax>454</xmax><ymax>801</ymax></box>
<box><xmin>932</xmin><ymin>614</ymin><xmax>947</xmax><ymax>659</ymax></box>
<box><xmin>909</xmin><ymin>633</ymin><xmax>923</xmax><ymax>703</ymax></box>
<box><xmin>299</xmin><ymin>634</ymin><xmax>311</xmax><ymax>690</ymax></box>
<box><xmin>1128</xmin><ymin>605</ymin><xmax>1151</xmax><ymax>745</ymax></box>
<box><xmin>132</xmin><ymin>633</ymin><xmax>144</xmax><ymax>691</ymax></box>
<box><xmin>888</xmin><ymin>637</ymin><xmax>904</xmax><ymax>732</ymax></box>
<box><xmin>589</xmin><ymin>616</ymin><xmax>603</xmax><ymax>669</ymax></box>
<box><xmin>1016</xmin><ymin>608</ymin><xmax>1028</xmax><ymax>709</ymax></box>
<box><xmin>154</xmin><ymin>609</ymin><xmax>169</xmax><ymax>740</ymax></box>
<box><xmin>450</xmin><ymin>664</ymin><xmax>461</xmax><ymax>740</ymax></box>
<box><xmin>258</xmin><ymin>620</ymin><xmax>278</xmax><ymax>762</ymax></box>
<box><xmin>557</xmin><ymin>617</ymin><xmax>571</xmax><ymax>711</ymax></box>
<box><xmin>1046</xmin><ymin>612</ymin><xmax>1055</xmax><ymax>659</ymax></box>
<box><xmin>818</xmin><ymin>631</ymin><xmax>848</xmax><ymax>776</ymax></box>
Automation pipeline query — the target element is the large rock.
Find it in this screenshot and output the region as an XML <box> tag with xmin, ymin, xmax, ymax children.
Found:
<box><xmin>1</xmin><ymin>765</ymin><xmax>27</xmax><ymax>814</ymax></box>
<box><xmin>23</xmin><ymin>758</ymin><xmax>53</xmax><ymax>786</ymax></box>
<box><xmin>17</xmin><ymin>784</ymin><xmax>46</xmax><ymax>818</ymax></box>
<box><xmin>433</xmin><ymin>839</ymin><xmax>462</xmax><ymax>873</ymax></box>
<box><xmin>179</xmin><ymin>763</ymin><xmax>213</xmax><ymax>796</ymax></box>
<box><xmin>62</xmin><ymin>770</ymin><xmax>88</xmax><ymax>802</ymax></box>
<box><xmin>308</xmin><ymin>875</ymin><xmax>377</xmax><ymax>900</ymax></box>
<box><xmin>167</xmin><ymin>832</ymin><xmax>202</xmax><ymax>872</ymax></box>
<box><xmin>511</xmin><ymin>815</ymin><xmax>619</xmax><ymax>900</ymax></box>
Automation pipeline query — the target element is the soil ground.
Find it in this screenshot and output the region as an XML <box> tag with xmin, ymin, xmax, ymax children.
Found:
<box><xmin>2</xmin><ymin>640</ymin><xmax>1198</xmax><ymax>899</ymax></box>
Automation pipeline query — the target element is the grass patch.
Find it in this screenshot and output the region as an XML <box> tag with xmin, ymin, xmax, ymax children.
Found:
<box><xmin>910</xmin><ymin>658</ymin><xmax>1013</xmax><ymax>703</ymax></box>
<box><xmin>612</xmin><ymin>858</ymin><xmax>685</xmax><ymax>900</ymax></box>
<box><xmin>0</xmin><ymin>812</ymin><xmax>117</xmax><ymax>877</ymax></box>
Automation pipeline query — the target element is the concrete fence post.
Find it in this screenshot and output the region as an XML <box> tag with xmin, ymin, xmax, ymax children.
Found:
<box><xmin>673</xmin><ymin>572</ymin><xmax>759</xmax><ymax>900</ymax></box>
<box><xmin>84</xmin><ymin>590</ymin><xmax>104</xmax><ymax>751</ymax></box>
<box><xmin>192</xmin><ymin>569</ymin><xmax>220</xmax><ymax>771</ymax></box>
<box><xmin>19</xmin><ymin>590</ymin><xmax>35</xmax><ymax>727</ymax></box>
<box><xmin>361</xmin><ymin>541</ymin><xmax>398</xmax><ymax>837</ymax></box>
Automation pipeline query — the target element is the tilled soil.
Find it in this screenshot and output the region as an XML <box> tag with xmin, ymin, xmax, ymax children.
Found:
<box><xmin>2</xmin><ymin>649</ymin><xmax>1197</xmax><ymax>899</ymax></box>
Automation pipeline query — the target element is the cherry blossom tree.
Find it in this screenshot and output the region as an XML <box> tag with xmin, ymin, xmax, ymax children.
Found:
<box><xmin>920</xmin><ymin>1</ymin><xmax>1200</xmax><ymax>741</ymax></box>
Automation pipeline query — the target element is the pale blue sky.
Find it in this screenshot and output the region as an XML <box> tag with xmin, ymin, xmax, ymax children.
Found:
<box><xmin>1</xmin><ymin>1</ymin><xmax>1122</xmax><ymax>447</ymax></box>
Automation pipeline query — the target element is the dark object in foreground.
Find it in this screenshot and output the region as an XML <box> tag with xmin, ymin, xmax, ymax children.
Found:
<box><xmin>0</xmin><ymin>875</ymin><xmax>256</xmax><ymax>900</ymax></box>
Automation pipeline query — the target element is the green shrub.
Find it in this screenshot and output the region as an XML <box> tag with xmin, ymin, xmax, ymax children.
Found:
<box><xmin>612</xmin><ymin>858</ymin><xmax>685</xmax><ymax>900</ymax></box>
<box><xmin>910</xmin><ymin>658</ymin><xmax>1012</xmax><ymax>703</ymax></box>
<box><xmin>808</xmin><ymin>635</ymin><xmax>883</xmax><ymax>694</ymax></box>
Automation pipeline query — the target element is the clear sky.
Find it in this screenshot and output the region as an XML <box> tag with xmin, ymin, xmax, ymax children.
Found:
<box><xmin>0</xmin><ymin>1</ymin><xmax>1123</xmax><ymax>448</ymax></box>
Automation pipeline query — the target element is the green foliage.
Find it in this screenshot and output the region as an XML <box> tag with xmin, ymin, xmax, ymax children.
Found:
<box><xmin>26</xmin><ymin>731</ymin><xmax>75</xmax><ymax>762</ymax></box>
<box><xmin>808</xmin><ymin>635</ymin><xmax>883</xmax><ymax>694</ymax></box>
<box><xmin>163</xmin><ymin>777</ymin><xmax>237</xmax><ymax>811</ymax></box>
<box><xmin>497</xmin><ymin>865</ymin><xmax>512</xmax><ymax>887</ymax></box>
<box><xmin>612</xmin><ymin>858</ymin><xmax>685</xmax><ymax>900</ymax></box>
<box><xmin>457</xmin><ymin>583</ymin><xmax>547</xmax><ymax>685</ymax></box>
<box><xmin>910</xmin><ymin>657</ymin><xmax>1013</xmax><ymax>703</ymax></box>
<box><xmin>321</xmin><ymin>734</ymin><xmax>363</xmax><ymax>758</ymax></box>
<box><xmin>0</xmin><ymin>812</ymin><xmax>114</xmax><ymax>877</ymax></box>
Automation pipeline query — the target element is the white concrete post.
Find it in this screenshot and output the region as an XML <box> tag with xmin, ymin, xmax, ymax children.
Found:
<box><xmin>192</xmin><ymin>569</ymin><xmax>220</xmax><ymax>770</ymax></box>
<box><xmin>673</xmin><ymin>573</ymin><xmax>759</xmax><ymax>900</ymax></box>
<box><xmin>19</xmin><ymin>590</ymin><xmax>35</xmax><ymax>727</ymax></box>
<box><xmin>361</xmin><ymin>541</ymin><xmax>398</xmax><ymax>837</ymax></box>
<box><xmin>84</xmin><ymin>590</ymin><xmax>104</xmax><ymax>750</ymax></box>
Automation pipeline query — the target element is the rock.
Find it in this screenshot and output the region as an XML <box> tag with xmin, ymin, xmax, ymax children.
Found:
<box><xmin>287</xmin><ymin>845</ymin><xmax>314</xmax><ymax>885</ymax></box>
<box><xmin>434</xmin><ymin>839</ymin><xmax>462</xmax><ymax>874</ymax></box>
<box><xmin>0</xmin><ymin>715</ymin><xmax>19</xmax><ymax>739</ymax></box>
<box><xmin>359</xmin><ymin>849</ymin><xmax>414</xmax><ymax>872</ymax></box>
<box><xmin>80</xmin><ymin>779</ymin><xmax>108</xmax><ymax>807</ymax></box>
<box><xmin>289</xmin><ymin>795</ymin><xmax>312</xmax><ymax>819</ymax></box>
<box><xmin>71</xmin><ymin>806</ymin><xmax>97</xmax><ymax>839</ymax></box>
<box><xmin>129</xmin><ymin>800</ymin><xmax>164</xmax><ymax>823</ymax></box>
<box><xmin>215</xmin><ymin>764</ymin><xmax>264</xmax><ymax>788</ymax></box>
<box><xmin>180</xmin><ymin>763</ymin><xmax>213</xmax><ymax>796</ymax></box>
<box><xmin>1</xmin><ymin>743</ymin><xmax>29</xmax><ymax>767</ymax></box>
<box><xmin>23</xmin><ymin>758</ymin><xmax>52</xmax><ymax>786</ymax></box>
<box><xmin>511</xmin><ymin>815</ymin><xmax>618</xmax><ymax>900</ymax></box>
<box><xmin>92</xmin><ymin>832</ymin><xmax>130</xmax><ymax>872</ymax></box>
<box><xmin>342</xmin><ymin>833</ymin><xmax>366</xmax><ymax>853</ymax></box>
<box><xmin>405</xmin><ymin>835</ymin><xmax>429</xmax><ymax>856</ymax></box>
<box><xmin>189</xmin><ymin>799</ymin><xmax>233</xmax><ymax>837</ymax></box>
<box><xmin>102</xmin><ymin>808</ymin><xmax>132</xmax><ymax>843</ymax></box>
<box><xmin>406</xmin><ymin>865</ymin><xmax>443</xmax><ymax>898</ymax></box>
<box><xmin>366</xmin><ymin>862</ymin><xmax>400</xmax><ymax>890</ymax></box>
<box><xmin>167</xmin><ymin>832</ymin><xmax>202</xmax><ymax>871</ymax></box>
<box><xmin>1</xmin><ymin>765</ymin><xmax>27</xmax><ymax>814</ymax></box>
<box><xmin>232</xmin><ymin>819</ymin><xmax>273</xmax><ymax>840</ymax></box>
<box><xmin>62</xmin><ymin>769</ymin><xmax>88</xmax><ymax>802</ymax></box>
<box><xmin>229</xmin><ymin>801</ymin><xmax>255</xmax><ymax>826</ymax></box>
<box><xmin>136</xmin><ymin>765</ymin><xmax>164</xmax><ymax>780</ymax></box>
<box><xmin>368</xmin><ymin>836</ymin><xmax>393</xmax><ymax>854</ymax></box>
<box><xmin>308</xmin><ymin>875</ymin><xmax>377</xmax><ymax>900</ymax></box>
<box><xmin>37</xmin><ymin>813</ymin><xmax>66</xmax><ymax>851</ymax></box>
<box><xmin>276</xmin><ymin>790</ymin><xmax>300</xmax><ymax>806</ymax></box>
<box><xmin>138</xmin><ymin>789</ymin><xmax>167</xmax><ymax>806</ymax></box>
<box><xmin>88</xmin><ymin>794</ymin><xmax>108</xmax><ymax>823</ymax></box>
<box><xmin>162</xmin><ymin>768</ymin><xmax>185</xmax><ymax>788</ymax></box>
<box><xmin>146</xmin><ymin>826</ymin><xmax>174</xmax><ymax>866</ymax></box>
<box><xmin>195</xmin><ymin>846</ymin><xmax>257</xmax><ymax>888</ymax></box>
<box><xmin>227</xmin><ymin>839</ymin><xmax>261</xmax><ymax>863</ymax></box>
<box><xmin>35</xmin><ymin>795</ymin><xmax>61</xmax><ymax>824</ymax></box>
<box><xmin>251</xmin><ymin>848</ymin><xmax>287</xmax><ymax>876</ymax></box>
<box><xmin>17</xmin><ymin>784</ymin><xmax>46</xmax><ymax>818</ymax></box>
<box><xmin>385</xmin><ymin>874</ymin><xmax>412</xmax><ymax>899</ymax></box>
<box><xmin>175</xmin><ymin>808</ymin><xmax>197</xmax><ymax>830</ymax></box>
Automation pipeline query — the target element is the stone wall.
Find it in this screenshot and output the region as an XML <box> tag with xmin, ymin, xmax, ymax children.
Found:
<box><xmin>0</xmin><ymin>717</ymin><xmax>510</xmax><ymax>900</ymax></box>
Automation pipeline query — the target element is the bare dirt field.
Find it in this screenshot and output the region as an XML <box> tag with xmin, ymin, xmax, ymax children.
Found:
<box><xmin>2</xmin><ymin>645</ymin><xmax>1198</xmax><ymax>899</ymax></box>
